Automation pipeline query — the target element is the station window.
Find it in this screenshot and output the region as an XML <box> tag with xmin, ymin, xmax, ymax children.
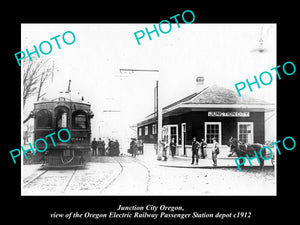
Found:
<box><xmin>238</xmin><ymin>122</ymin><xmax>253</xmax><ymax>144</ymax></box>
<box><xmin>145</xmin><ymin>126</ymin><xmax>148</xmax><ymax>135</ymax></box>
<box><xmin>170</xmin><ymin>126</ymin><xmax>177</xmax><ymax>143</ymax></box>
<box><xmin>138</xmin><ymin>127</ymin><xmax>142</xmax><ymax>136</ymax></box>
<box><xmin>205</xmin><ymin>122</ymin><xmax>221</xmax><ymax>144</ymax></box>
<box><xmin>152</xmin><ymin>124</ymin><xmax>157</xmax><ymax>134</ymax></box>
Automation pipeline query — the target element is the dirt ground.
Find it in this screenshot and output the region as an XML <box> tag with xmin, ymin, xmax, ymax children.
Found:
<box><xmin>22</xmin><ymin>156</ymin><xmax>275</xmax><ymax>196</ymax></box>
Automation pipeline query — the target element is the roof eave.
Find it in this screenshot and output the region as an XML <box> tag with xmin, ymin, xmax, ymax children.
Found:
<box><xmin>163</xmin><ymin>103</ymin><xmax>275</xmax><ymax>114</ymax></box>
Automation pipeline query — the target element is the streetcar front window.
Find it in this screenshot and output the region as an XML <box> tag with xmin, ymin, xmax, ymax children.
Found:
<box><xmin>58</xmin><ymin>112</ymin><xmax>68</xmax><ymax>128</ymax></box>
<box><xmin>36</xmin><ymin>109</ymin><xmax>52</xmax><ymax>128</ymax></box>
<box><xmin>72</xmin><ymin>111</ymin><xmax>87</xmax><ymax>129</ymax></box>
<box><xmin>55</xmin><ymin>107</ymin><xmax>69</xmax><ymax>129</ymax></box>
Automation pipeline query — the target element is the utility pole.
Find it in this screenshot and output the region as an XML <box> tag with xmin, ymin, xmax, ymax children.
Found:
<box><xmin>118</xmin><ymin>68</ymin><xmax>161</xmax><ymax>160</ymax></box>
<box><xmin>155</xmin><ymin>80</ymin><xmax>163</xmax><ymax>160</ymax></box>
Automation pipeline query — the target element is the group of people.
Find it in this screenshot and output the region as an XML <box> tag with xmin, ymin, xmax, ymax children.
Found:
<box><xmin>128</xmin><ymin>138</ymin><xmax>144</xmax><ymax>157</ymax></box>
<box><xmin>160</xmin><ymin>138</ymin><xmax>177</xmax><ymax>161</ymax></box>
<box><xmin>191</xmin><ymin>137</ymin><xmax>219</xmax><ymax>167</ymax></box>
<box><xmin>160</xmin><ymin>136</ymin><xmax>219</xmax><ymax>167</ymax></box>
<box><xmin>91</xmin><ymin>138</ymin><xmax>106</xmax><ymax>156</ymax></box>
<box><xmin>92</xmin><ymin>136</ymin><xmax>219</xmax><ymax>166</ymax></box>
<box><xmin>91</xmin><ymin>138</ymin><xmax>120</xmax><ymax>157</ymax></box>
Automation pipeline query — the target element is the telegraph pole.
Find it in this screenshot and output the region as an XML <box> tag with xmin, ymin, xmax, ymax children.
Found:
<box><xmin>155</xmin><ymin>80</ymin><xmax>163</xmax><ymax>160</ymax></box>
<box><xmin>118</xmin><ymin>68</ymin><xmax>161</xmax><ymax>160</ymax></box>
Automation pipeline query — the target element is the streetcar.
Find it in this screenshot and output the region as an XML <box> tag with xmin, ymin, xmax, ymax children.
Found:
<box><xmin>32</xmin><ymin>96</ymin><xmax>94</xmax><ymax>168</ymax></box>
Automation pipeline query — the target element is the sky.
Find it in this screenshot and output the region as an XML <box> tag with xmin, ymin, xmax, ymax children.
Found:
<box><xmin>21</xmin><ymin>23</ymin><xmax>276</xmax><ymax>149</ymax></box>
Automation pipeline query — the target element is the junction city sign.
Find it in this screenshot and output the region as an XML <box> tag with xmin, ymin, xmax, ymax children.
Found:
<box><xmin>208</xmin><ymin>111</ymin><xmax>250</xmax><ymax>117</ymax></box>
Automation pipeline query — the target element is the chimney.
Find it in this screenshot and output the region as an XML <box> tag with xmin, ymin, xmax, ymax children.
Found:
<box><xmin>196</xmin><ymin>76</ymin><xmax>205</xmax><ymax>92</ymax></box>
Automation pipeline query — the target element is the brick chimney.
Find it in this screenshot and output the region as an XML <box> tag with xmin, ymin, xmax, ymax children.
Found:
<box><xmin>196</xmin><ymin>76</ymin><xmax>205</xmax><ymax>92</ymax></box>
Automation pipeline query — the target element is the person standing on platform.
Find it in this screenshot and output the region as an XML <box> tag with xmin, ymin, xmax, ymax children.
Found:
<box><xmin>133</xmin><ymin>138</ymin><xmax>138</xmax><ymax>157</ymax></box>
<box><xmin>107</xmin><ymin>139</ymin><xmax>113</xmax><ymax>156</ymax></box>
<box><xmin>191</xmin><ymin>137</ymin><xmax>200</xmax><ymax>165</ymax></box>
<box><xmin>97</xmin><ymin>138</ymin><xmax>100</xmax><ymax>156</ymax></box>
<box><xmin>129</xmin><ymin>138</ymin><xmax>134</xmax><ymax>156</ymax></box>
<box><xmin>170</xmin><ymin>137</ymin><xmax>176</xmax><ymax>158</ymax></box>
<box><xmin>129</xmin><ymin>138</ymin><xmax>138</xmax><ymax>157</ymax></box>
<box><xmin>91</xmin><ymin>138</ymin><xmax>98</xmax><ymax>156</ymax></box>
<box><xmin>101</xmin><ymin>139</ymin><xmax>106</xmax><ymax>156</ymax></box>
<box><xmin>138</xmin><ymin>139</ymin><xmax>144</xmax><ymax>155</ymax></box>
<box><xmin>200</xmin><ymin>138</ymin><xmax>207</xmax><ymax>159</ymax></box>
<box><xmin>98</xmin><ymin>138</ymin><xmax>105</xmax><ymax>156</ymax></box>
<box><xmin>161</xmin><ymin>140</ymin><xmax>168</xmax><ymax>161</ymax></box>
<box><xmin>115</xmin><ymin>139</ymin><xmax>120</xmax><ymax>156</ymax></box>
<box><xmin>140</xmin><ymin>139</ymin><xmax>144</xmax><ymax>154</ymax></box>
<box><xmin>212</xmin><ymin>137</ymin><xmax>220</xmax><ymax>167</ymax></box>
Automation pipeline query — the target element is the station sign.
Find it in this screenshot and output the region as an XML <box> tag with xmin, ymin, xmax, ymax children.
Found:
<box><xmin>208</xmin><ymin>111</ymin><xmax>250</xmax><ymax>117</ymax></box>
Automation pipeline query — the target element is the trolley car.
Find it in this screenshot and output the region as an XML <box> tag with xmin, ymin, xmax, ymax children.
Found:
<box><xmin>33</xmin><ymin>97</ymin><xmax>93</xmax><ymax>168</ymax></box>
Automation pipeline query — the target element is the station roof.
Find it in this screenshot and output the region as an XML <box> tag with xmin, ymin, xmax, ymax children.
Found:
<box><xmin>137</xmin><ymin>85</ymin><xmax>275</xmax><ymax>126</ymax></box>
<box><xmin>165</xmin><ymin>85</ymin><xmax>271</xmax><ymax>107</ymax></box>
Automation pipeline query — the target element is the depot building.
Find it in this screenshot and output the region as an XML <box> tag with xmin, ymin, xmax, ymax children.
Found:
<box><xmin>136</xmin><ymin>77</ymin><xmax>274</xmax><ymax>156</ymax></box>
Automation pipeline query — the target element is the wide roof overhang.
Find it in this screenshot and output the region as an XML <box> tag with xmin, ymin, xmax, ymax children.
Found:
<box><xmin>137</xmin><ymin>103</ymin><xmax>275</xmax><ymax>126</ymax></box>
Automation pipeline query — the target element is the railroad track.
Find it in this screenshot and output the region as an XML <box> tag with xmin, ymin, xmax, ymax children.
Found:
<box><xmin>23</xmin><ymin>167</ymin><xmax>79</xmax><ymax>194</ymax></box>
<box><xmin>23</xmin><ymin>155</ymin><xmax>152</xmax><ymax>195</ymax></box>
<box><xmin>23</xmin><ymin>169</ymin><xmax>49</xmax><ymax>187</ymax></box>
<box><xmin>98</xmin><ymin>157</ymin><xmax>124</xmax><ymax>194</ymax></box>
<box><xmin>63</xmin><ymin>169</ymin><xmax>78</xmax><ymax>193</ymax></box>
<box><xmin>133</xmin><ymin>157</ymin><xmax>151</xmax><ymax>193</ymax></box>
<box><xmin>99</xmin><ymin>156</ymin><xmax>151</xmax><ymax>194</ymax></box>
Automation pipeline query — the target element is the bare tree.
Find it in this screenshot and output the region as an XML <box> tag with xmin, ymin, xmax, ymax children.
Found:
<box><xmin>23</xmin><ymin>53</ymin><xmax>56</xmax><ymax>123</ymax></box>
<box><xmin>36</xmin><ymin>62</ymin><xmax>54</xmax><ymax>102</ymax></box>
<box><xmin>23</xmin><ymin>122</ymin><xmax>33</xmax><ymax>144</ymax></box>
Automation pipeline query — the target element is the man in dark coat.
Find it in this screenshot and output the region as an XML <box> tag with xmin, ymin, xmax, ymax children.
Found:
<box><xmin>191</xmin><ymin>137</ymin><xmax>201</xmax><ymax>165</ymax></box>
<box><xmin>114</xmin><ymin>139</ymin><xmax>120</xmax><ymax>156</ymax></box>
<box><xmin>170</xmin><ymin>138</ymin><xmax>176</xmax><ymax>158</ymax></box>
<box><xmin>98</xmin><ymin>138</ymin><xmax>105</xmax><ymax>156</ymax></box>
<box><xmin>107</xmin><ymin>139</ymin><xmax>113</xmax><ymax>156</ymax></box>
<box><xmin>91</xmin><ymin>138</ymin><xmax>98</xmax><ymax>156</ymax></box>
<box><xmin>130</xmin><ymin>138</ymin><xmax>138</xmax><ymax>157</ymax></box>
<box><xmin>200</xmin><ymin>138</ymin><xmax>207</xmax><ymax>159</ymax></box>
<box><xmin>137</xmin><ymin>139</ymin><xmax>144</xmax><ymax>155</ymax></box>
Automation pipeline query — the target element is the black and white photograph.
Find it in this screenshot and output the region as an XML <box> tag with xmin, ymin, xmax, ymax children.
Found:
<box><xmin>21</xmin><ymin>23</ymin><xmax>277</xmax><ymax>196</ymax></box>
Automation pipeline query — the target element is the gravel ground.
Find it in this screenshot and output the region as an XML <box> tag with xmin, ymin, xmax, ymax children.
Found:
<box><xmin>147</xmin><ymin>166</ymin><xmax>275</xmax><ymax>195</ymax></box>
<box><xmin>22</xmin><ymin>156</ymin><xmax>275</xmax><ymax>196</ymax></box>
